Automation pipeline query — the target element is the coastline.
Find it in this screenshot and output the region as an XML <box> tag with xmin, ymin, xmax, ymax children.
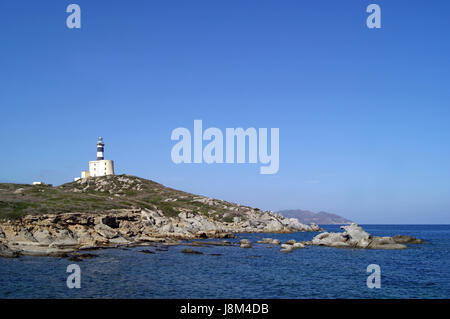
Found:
<box><xmin>0</xmin><ymin>224</ymin><xmax>445</xmax><ymax>299</ymax></box>
<box><xmin>0</xmin><ymin>208</ymin><xmax>322</xmax><ymax>258</ymax></box>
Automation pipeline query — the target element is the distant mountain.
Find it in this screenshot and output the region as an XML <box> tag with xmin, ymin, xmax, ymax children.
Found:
<box><xmin>277</xmin><ymin>209</ymin><xmax>353</xmax><ymax>225</ymax></box>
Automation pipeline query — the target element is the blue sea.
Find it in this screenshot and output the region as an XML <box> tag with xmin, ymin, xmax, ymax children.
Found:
<box><xmin>0</xmin><ymin>225</ymin><xmax>449</xmax><ymax>298</ymax></box>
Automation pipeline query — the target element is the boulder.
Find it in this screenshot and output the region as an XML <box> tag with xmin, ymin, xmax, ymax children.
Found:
<box><xmin>182</xmin><ymin>248</ymin><xmax>203</xmax><ymax>254</ymax></box>
<box><xmin>280</xmin><ymin>242</ymin><xmax>304</xmax><ymax>252</ymax></box>
<box><xmin>68</xmin><ymin>253</ymin><xmax>98</xmax><ymax>261</ymax></box>
<box><xmin>109</xmin><ymin>236</ymin><xmax>130</xmax><ymax>245</ymax></box>
<box><xmin>257</xmin><ymin>238</ymin><xmax>269</xmax><ymax>244</ymax></box>
<box><xmin>263</xmin><ymin>220</ymin><xmax>284</xmax><ymax>232</ymax></box>
<box><xmin>257</xmin><ymin>238</ymin><xmax>280</xmax><ymax>245</ymax></box>
<box><xmin>340</xmin><ymin>224</ymin><xmax>371</xmax><ymax>242</ymax></box>
<box><xmin>311</xmin><ymin>223</ymin><xmax>422</xmax><ymax>250</ymax></box>
<box><xmin>139</xmin><ymin>249</ymin><xmax>155</xmax><ymax>254</ymax></box>
<box><xmin>309</xmin><ymin>223</ymin><xmax>323</xmax><ymax>232</ymax></box>
<box><xmin>32</xmin><ymin>229</ymin><xmax>53</xmax><ymax>245</ymax></box>
<box><xmin>292</xmin><ymin>242</ymin><xmax>305</xmax><ymax>249</ymax></box>
<box><xmin>239</xmin><ymin>239</ymin><xmax>252</xmax><ymax>248</ymax></box>
<box><xmin>94</xmin><ymin>223</ymin><xmax>118</xmax><ymax>239</ymax></box>
<box><xmin>392</xmin><ymin>235</ymin><xmax>425</xmax><ymax>244</ymax></box>
<box><xmin>161</xmin><ymin>223</ymin><xmax>174</xmax><ymax>233</ymax></box>
<box><xmin>280</xmin><ymin>244</ymin><xmax>294</xmax><ymax>252</ymax></box>
<box><xmin>13</xmin><ymin>188</ymin><xmax>25</xmax><ymax>194</ymax></box>
<box><xmin>49</xmin><ymin>229</ymin><xmax>78</xmax><ymax>247</ymax></box>
<box><xmin>0</xmin><ymin>243</ymin><xmax>19</xmax><ymax>258</ymax></box>
<box><xmin>286</xmin><ymin>218</ymin><xmax>307</xmax><ymax>231</ymax></box>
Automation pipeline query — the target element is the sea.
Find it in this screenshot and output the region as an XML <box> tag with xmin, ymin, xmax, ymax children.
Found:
<box><xmin>0</xmin><ymin>225</ymin><xmax>449</xmax><ymax>299</ymax></box>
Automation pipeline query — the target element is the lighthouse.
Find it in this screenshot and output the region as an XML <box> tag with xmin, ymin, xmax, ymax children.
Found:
<box><xmin>97</xmin><ymin>137</ymin><xmax>104</xmax><ymax>160</ymax></box>
<box><xmin>76</xmin><ymin>137</ymin><xmax>115</xmax><ymax>180</ymax></box>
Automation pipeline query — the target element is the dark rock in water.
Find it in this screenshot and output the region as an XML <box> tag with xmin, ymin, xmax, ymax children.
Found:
<box><xmin>257</xmin><ymin>238</ymin><xmax>281</xmax><ymax>245</ymax></box>
<box><xmin>0</xmin><ymin>243</ymin><xmax>19</xmax><ymax>258</ymax></box>
<box><xmin>239</xmin><ymin>239</ymin><xmax>252</xmax><ymax>248</ymax></box>
<box><xmin>68</xmin><ymin>253</ymin><xmax>98</xmax><ymax>261</ymax></box>
<box><xmin>189</xmin><ymin>241</ymin><xmax>232</xmax><ymax>247</ymax></box>
<box><xmin>50</xmin><ymin>252</ymin><xmax>70</xmax><ymax>258</ymax></box>
<box><xmin>209</xmin><ymin>253</ymin><xmax>223</xmax><ymax>256</ymax></box>
<box><xmin>280</xmin><ymin>242</ymin><xmax>305</xmax><ymax>252</ymax></box>
<box><xmin>392</xmin><ymin>235</ymin><xmax>425</xmax><ymax>244</ymax></box>
<box><xmin>182</xmin><ymin>248</ymin><xmax>203</xmax><ymax>255</ymax></box>
<box><xmin>77</xmin><ymin>253</ymin><xmax>98</xmax><ymax>259</ymax></box>
<box><xmin>139</xmin><ymin>249</ymin><xmax>155</xmax><ymax>254</ymax></box>
<box><xmin>68</xmin><ymin>256</ymin><xmax>83</xmax><ymax>262</ymax></box>
<box><xmin>218</xmin><ymin>232</ymin><xmax>235</xmax><ymax>238</ymax></box>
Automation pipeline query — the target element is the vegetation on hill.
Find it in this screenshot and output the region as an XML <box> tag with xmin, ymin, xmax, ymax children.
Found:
<box><xmin>0</xmin><ymin>175</ymin><xmax>250</xmax><ymax>221</ymax></box>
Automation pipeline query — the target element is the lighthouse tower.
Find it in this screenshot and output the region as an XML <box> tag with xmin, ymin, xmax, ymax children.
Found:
<box><xmin>97</xmin><ymin>137</ymin><xmax>105</xmax><ymax>160</ymax></box>
<box><xmin>77</xmin><ymin>137</ymin><xmax>115</xmax><ymax>180</ymax></box>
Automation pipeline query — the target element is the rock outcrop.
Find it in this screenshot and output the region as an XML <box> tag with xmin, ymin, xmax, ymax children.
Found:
<box><xmin>0</xmin><ymin>242</ymin><xmax>19</xmax><ymax>258</ymax></box>
<box><xmin>311</xmin><ymin>223</ymin><xmax>425</xmax><ymax>250</ymax></box>
<box><xmin>0</xmin><ymin>208</ymin><xmax>322</xmax><ymax>257</ymax></box>
<box><xmin>280</xmin><ymin>240</ymin><xmax>305</xmax><ymax>252</ymax></box>
<box><xmin>0</xmin><ymin>175</ymin><xmax>324</xmax><ymax>257</ymax></box>
<box><xmin>257</xmin><ymin>238</ymin><xmax>281</xmax><ymax>245</ymax></box>
<box><xmin>239</xmin><ymin>239</ymin><xmax>252</xmax><ymax>248</ymax></box>
<box><xmin>182</xmin><ymin>248</ymin><xmax>203</xmax><ymax>255</ymax></box>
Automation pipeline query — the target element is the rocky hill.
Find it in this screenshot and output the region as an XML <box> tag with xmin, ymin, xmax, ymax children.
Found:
<box><xmin>278</xmin><ymin>209</ymin><xmax>352</xmax><ymax>224</ymax></box>
<box><xmin>0</xmin><ymin>175</ymin><xmax>322</xmax><ymax>257</ymax></box>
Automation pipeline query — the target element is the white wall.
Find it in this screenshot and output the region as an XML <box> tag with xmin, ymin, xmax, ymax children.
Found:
<box><xmin>89</xmin><ymin>160</ymin><xmax>114</xmax><ymax>177</ymax></box>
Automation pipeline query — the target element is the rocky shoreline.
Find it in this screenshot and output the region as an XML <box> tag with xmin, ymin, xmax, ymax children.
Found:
<box><xmin>237</xmin><ymin>223</ymin><xmax>425</xmax><ymax>253</ymax></box>
<box><xmin>0</xmin><ymin>208</ymin><xmax>322</xmax><ymax>258</ymax></box>
<box><xmin>0</xmin><ymin>176</ymin><xmax>425</xmax><ymax>258</ymax></box>
<box><xmin>0</xmin><ymin>212</ymin><xmax>426</xmax><ymax>258</ymax></box>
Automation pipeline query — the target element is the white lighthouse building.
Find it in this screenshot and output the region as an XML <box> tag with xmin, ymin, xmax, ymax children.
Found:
<box><xmin>76</xmin><ymin>137</ymin><xmax>115</xmax><ymax>180</ymax></box>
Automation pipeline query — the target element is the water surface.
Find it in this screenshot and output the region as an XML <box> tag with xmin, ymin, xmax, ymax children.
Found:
<box><xmin>0</xmin><ymin>225</ymin><xmax>449</xmax><ymax>298</ymax></box>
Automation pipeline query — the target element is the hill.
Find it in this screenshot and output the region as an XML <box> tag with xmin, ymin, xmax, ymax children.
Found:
<box><xmin>278</xmin><ymin>209</ymin><xmax>352</xmax><ymax>224</ymax></box>
<box><xmin>0</xmin><ymin>175</ymin><xmax>322</xmax><ymax>257</ymax></box>
<box><xmin>0</xmin><ymin>174</ymin><xmax>236</xmax><ymax>220</ymax></box>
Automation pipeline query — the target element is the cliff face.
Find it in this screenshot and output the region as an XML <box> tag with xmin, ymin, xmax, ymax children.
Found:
<box><xmin>0</xmin><ymin>175</ymin><xmax>322</xmax><ymax>257</ymax></box>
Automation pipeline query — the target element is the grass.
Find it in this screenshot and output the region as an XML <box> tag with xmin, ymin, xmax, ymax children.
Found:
<box><xmin>223</xmin><ymin>216</ymin><xmax>234</xmax><ymax>223</ymax></box>
<box><xmin>157</xmin><ymin>202</ymin><xmax>179</xmax><ymax>217</ymax></box>
<box><xmin>0</xmin><ymin>175</ymin><xmax>255</xmax><ymax>221</ymax></box>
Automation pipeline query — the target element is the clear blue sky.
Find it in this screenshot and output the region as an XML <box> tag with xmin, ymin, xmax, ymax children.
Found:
<box><xmin>1</xmin><ymin>1</ymin><xmax>449</xmax><ymax>223</ymax></box>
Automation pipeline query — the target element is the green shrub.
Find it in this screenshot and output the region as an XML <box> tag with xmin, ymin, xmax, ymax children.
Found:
<box><xmin>223</xmin><ymin>216</ymin><xmax>234</xmax><ymax>223</ymax></box>
<box><xmin>158</xmin><ymin>202</ymin><xmax>178</xmax><ymax>217</ymax></box>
